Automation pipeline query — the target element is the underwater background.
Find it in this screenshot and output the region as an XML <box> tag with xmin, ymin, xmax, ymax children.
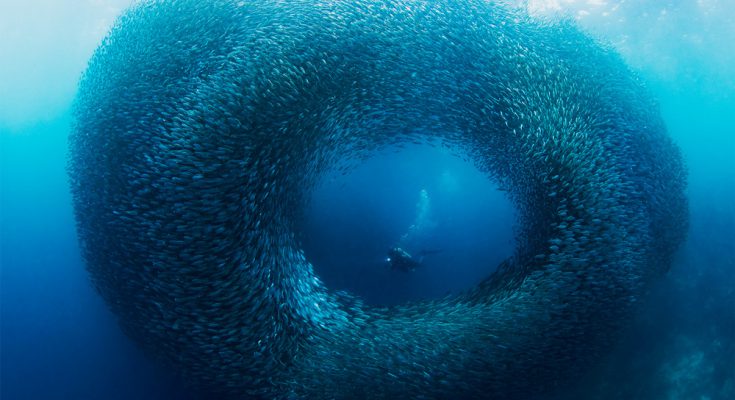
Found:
<box><xmin>1</xmin><ymin>1</ymin><xmax>733</xmax><ymax>399</ymax></box>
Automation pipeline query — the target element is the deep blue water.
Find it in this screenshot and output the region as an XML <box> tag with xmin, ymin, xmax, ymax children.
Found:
<box><xmin>1</xmin><ymin>1</ymin><xmax>733</xmax><ymax>399</ymax></box>
<box><xmin>301</xmin><ymin>144</ymin><xmax>516</xmax><ymax>306</ymax></box>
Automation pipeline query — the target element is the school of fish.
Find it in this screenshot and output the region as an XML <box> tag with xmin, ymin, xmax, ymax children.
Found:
<box><xmin>68</xmin><ymin>0</ymin><xmax>688</xmax><ymax>398</ymax></box>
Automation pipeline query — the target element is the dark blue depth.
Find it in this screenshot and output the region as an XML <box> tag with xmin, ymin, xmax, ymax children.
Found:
<box><xmin>300</xmin><ymin>144</ymin><xmax>515</xmax><ymax>306</ymax></box>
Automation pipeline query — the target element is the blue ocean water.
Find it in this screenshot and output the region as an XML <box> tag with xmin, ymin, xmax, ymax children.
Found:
<box><xmin>1</xmin><ymin>1</ymin><xmax>733</xmax><ymax>399</ymax></box>
<box><xmin>301</xmin><ymin>144</ymin><xmax>516</xmax><ymax>306</ymax></box>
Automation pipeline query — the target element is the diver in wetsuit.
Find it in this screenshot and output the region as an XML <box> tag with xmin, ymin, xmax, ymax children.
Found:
<box><xmin>386</xmin><ymin>247</ymin><xmax>420</xmax><ymax>272</ymax></box>
<box><xmin>386</xmin><ymin>247</ymin><xmax>442</xmax><ymax>272</ymax></box>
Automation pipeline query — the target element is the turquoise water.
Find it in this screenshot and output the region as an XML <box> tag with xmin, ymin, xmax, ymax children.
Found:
<box><xmin>1</xmin><ymin>1</ymin><xmax>733</xmax><ymax>399</ymax></box>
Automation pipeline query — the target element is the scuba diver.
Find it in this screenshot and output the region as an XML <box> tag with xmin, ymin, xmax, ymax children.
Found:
<box><xmin>386</xmin><ymin>247</ymin><xmax>442</xmax><ymax>272</ymax></box>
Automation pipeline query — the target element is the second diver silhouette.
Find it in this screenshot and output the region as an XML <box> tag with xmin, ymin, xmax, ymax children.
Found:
<box><xmin>386</xmin><ymin>247</ymin><xmax>442</xmax><ymax>272</ymax></box>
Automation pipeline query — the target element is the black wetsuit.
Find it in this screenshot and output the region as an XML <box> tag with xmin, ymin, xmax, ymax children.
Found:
<box><xmin>387</xmin><ymin>247</ymin><xmax>421</xmax><ymax>272</ymax></box>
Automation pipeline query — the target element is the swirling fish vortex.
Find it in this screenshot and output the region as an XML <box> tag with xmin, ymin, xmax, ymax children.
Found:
<box><xmin>69</xmin><ymin>0</ymin><xmax>687</xmax><ymax>398</ymax></box>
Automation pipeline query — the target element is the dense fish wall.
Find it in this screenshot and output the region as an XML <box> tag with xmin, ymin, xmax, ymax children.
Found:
<box><xmin>68</xmin><ymin>0</ymin><xmax>688</xmax><ymax>398</ymax></box>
